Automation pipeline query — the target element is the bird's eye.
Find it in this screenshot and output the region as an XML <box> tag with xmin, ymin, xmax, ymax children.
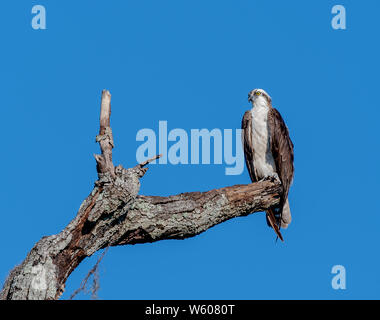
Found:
<box><xmin>255</xmin><ymin>91</ymin><xmax>261</xmax><ymax>96</ymax></box>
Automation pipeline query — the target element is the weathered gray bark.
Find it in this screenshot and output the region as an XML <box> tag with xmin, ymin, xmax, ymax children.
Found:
<box><xmin>0</xmin><ymin>90</ymin><xmax>282</xmax><ymax>300</ymax></box>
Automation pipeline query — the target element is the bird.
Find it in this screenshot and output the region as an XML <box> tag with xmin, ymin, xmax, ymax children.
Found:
<box><xmin>241</xmin><ymin>88</ymin><xmax>294</xmax><ymax>241</ymax></box>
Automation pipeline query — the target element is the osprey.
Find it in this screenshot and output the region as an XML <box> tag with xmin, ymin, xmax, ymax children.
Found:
<box><xmin>242</xmin><ymin>89</ymin><xmax>294</xmax><ymax>241</ymax></box>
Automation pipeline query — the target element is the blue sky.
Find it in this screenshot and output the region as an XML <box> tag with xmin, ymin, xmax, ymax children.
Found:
<box><xmin>0</xmin><ymin>0</ymin><xmax>379</xmax><ymax>299</ymax></box>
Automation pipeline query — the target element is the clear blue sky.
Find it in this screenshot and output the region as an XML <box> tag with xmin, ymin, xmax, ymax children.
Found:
<box><xmin>0</xmin><ymin>0</ymin><xmax>379</xmax><ymax>299</ymax></box>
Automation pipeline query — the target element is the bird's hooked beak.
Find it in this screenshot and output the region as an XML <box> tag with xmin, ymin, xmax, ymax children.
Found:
<box><xmin>248</xmin><ymin>93</ymin><xmax>254</xmax><ymax>103</ymax></box>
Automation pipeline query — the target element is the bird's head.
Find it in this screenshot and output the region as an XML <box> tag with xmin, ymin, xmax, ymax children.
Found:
<box><xmin>248</xmin><ymin>88</ymin><xmax>272</xmax><ymax>106</ymax></box>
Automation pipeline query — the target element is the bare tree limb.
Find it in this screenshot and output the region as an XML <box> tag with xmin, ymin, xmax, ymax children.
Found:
<box><xmin>95</xmin><ymin>90</ymin><xmax>115</xmax><ymax>179</ymax></box>
<box><xmin>0</xmin><ymin>90</ymin><xmax>282</xmax><ymax>300</ymax></box>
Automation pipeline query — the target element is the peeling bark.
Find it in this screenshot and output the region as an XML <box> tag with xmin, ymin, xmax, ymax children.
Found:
<box><xmin>0</xmin><ymin>90</ymin><xmax>282</xmax><ymax>300</ymax></box>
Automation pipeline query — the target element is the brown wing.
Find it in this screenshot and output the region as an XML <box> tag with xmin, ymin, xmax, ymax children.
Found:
<box><xmin>268</xmin><ymin>107</ymin><xmax>294</xmax><ymax>205</ymax></box>
<box><xmin>241</xmin><ymin>110</ymin><xmax>257</xmax><ymax>182</ymax></box>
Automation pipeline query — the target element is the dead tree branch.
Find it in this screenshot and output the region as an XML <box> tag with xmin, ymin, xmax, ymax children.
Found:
<box><xmin>0</xmin><ymin>90</ymin><xmax>282</xmax><ymax>300</ymax></box>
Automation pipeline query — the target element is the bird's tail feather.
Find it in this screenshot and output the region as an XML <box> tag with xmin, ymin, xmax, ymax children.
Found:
<box><xmin>266</xmin><ymin>209</ymin><xmax>284</xmax><ymax>242</ymax></box>
<box><xmin>265</xmin><ymin>198</ymin><xmax>291</xmax><ymax>242</ymax></box>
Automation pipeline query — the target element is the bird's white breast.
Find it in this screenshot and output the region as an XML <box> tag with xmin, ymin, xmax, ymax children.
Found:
<box><xmin>251</xmin><ymin>106</ymin><xmax>276</xmax><ymax>179</ymax></box>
